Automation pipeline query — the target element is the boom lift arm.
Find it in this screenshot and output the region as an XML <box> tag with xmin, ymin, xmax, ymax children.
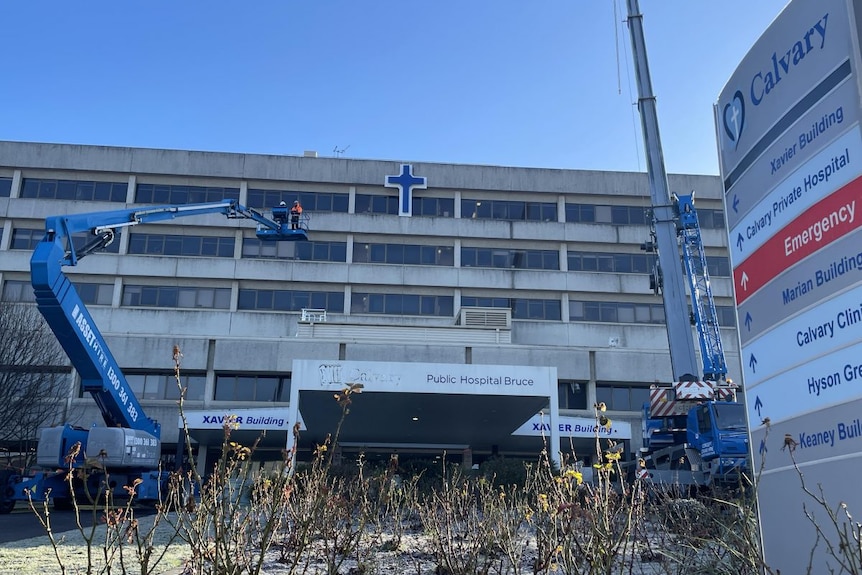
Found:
<box><xmin>30</xmin><ymin>200</ymin><xmax>306</xmax><ymax>446</ymax></box>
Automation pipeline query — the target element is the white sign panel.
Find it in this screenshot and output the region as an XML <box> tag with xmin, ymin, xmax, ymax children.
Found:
<box><xmin>181</xmin><ymin>408</ymin><xmax>292</xmax><ymax>430</ymax></box>
<box><xmin>716</xmin><ymin>0</ymin><xmax>862</xmax><ymax>571</ymax></box>
<box><xmin>512</xmin><ymin>415</ymin><xmax>632</xmax><ymax>440</ymax></box>
<box><xmin>292</xmin><ymin>359</ymin><xmax>556</xmax><ymax>396</ymax></box>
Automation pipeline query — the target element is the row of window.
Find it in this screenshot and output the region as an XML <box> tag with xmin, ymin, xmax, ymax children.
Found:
<box><xmin>350</xmin><ymin>292</ymin><xmax>454</xmax><ymax>317</ymax></box>
<box><xmin>557</xmin><ymin>380</ymin><xmax>651</xmax><ymax>411</ymax></box>
<box><xmin>568</xmin><ymin>251</ymin><xmax>731</xmax><ymax>278</ymax></box>
<box><xmin>135</xmin><ymin>183</ymin><xmax>238</xmax><ymax>205</ymax></box>
<box><xmin>558</xmin><ymin>379</ymin><xmax>653</xmax><ymax>412</ymax></box>
<box><xmin>20</xmin><ymin>178</ymin><xmax>127</xmax><ymax>202</ymax></box>
<box><xmin>569</xmin><ymin>299</ymin><xmax>737</xmax><ymax>327</ymax></box>
<box><xmin>241</xmin><ymin>238</ymin><xmax>347</xmax><ymax>261</ymax></box>
<box><xmin>127</xmin><ymin>372</ymin><xmax>207</xmax><ymax>401</ymax></box>
<box><xmin>353</xmin><ymin>243</ymin><xmax>454</xmax><ymax>266</ymax></box>
<box><xmin>566</xmin><ymin>203</ymin><xmax>726</xmax><ymax>229</ymax></box>
<box><xmin>128</xmin><ymin>233</ymin><xmax>235</xmax><ymax>258</ymax></box>
<box><xmin>247</xmin><ymin>189</ymin><xmax>349</xmax><ymax>212</ymax></box>
<box><xmin>0</xmin><ymin>231</ymin><xmax>734</xmax><ymax>278</ymax></box>
<box><xmin>464</xmin><ymin>199</ymin><xmax>557</xmax><ymax>222</ymax></box>
<box><xmin>10</xmin><ymin>178</ymin><xmax>726</xmax><ymax>227</ymax></box>
<box><xmin>462</xmin><ymin>248</ymin><xmax>559</xmax><ymax>270</ymax></box>
<box><xmin>238</xmin><ymin>289</ymin><xmax>345</xmax><ymax>313</ymax></box>
<box><xmin>101</xmin><ymin>372</ymin><xmax>290</xmax><ymax>402</ymax></box>
<box><xmin>460</xmin><ymin>296</ymin><xmax>563</xmax><ymax>321</ymax></box>
<box><xmin>1</xmin><ymin>279</ymin><xmax>737</xmax><ymax>326</ymax></box>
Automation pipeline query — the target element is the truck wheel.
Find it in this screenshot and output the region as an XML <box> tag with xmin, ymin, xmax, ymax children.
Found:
<box><xmin>53</xmin><ymin>497</ymin><xmax>73</xmax><ymax>511</ymax></box>
<box><xmin>0</xmin><ymin>470</ymin><xmax>15</xmax><ymax>514</ymax></box>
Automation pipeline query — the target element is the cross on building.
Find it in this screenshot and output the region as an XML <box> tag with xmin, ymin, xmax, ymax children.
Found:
<box><xmin>384</xmin><ymin>164</ymin><xmax>427</xmax><ymax>217</ymax></box>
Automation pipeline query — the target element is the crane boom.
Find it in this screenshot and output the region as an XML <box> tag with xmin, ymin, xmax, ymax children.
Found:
<box><xmin>626</xmin><ymin>0</ymin><xmax>699</xmax><ymax>380</ymax></box>
<box><xmin>675</xmin><ymin>193</ymin><xmax>727</xmax><ymax>382</ymax></box>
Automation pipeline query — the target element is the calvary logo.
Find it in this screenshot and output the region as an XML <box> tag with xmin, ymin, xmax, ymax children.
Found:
<box><xmin>723</xmin><ymin>89</ymin><xmax>745</xmax><ymax>151</ymax></box>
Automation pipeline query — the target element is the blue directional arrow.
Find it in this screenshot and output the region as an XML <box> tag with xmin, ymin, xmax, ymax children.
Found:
<box><xmin>737</xmin><ymin>233</ymin><xmax>744</xmax><ymax>251</ymax></box>
<box><xmin>759</xmin><ymin>438</ymin><xmax>767</xmax><ymax>455</ymax></box>
<box><xmin>733</xmin><ymin>195</ymin><xmax>740</xmax><ymax>213</ymax></box>
<box><xmin>754</xmin><ymin>395</ymin><xmax>763</xmax><ymax>417</ymax></box>
<box><xmin>749</xmin><ymin>354</ymin><xmax>758</xmax><ymax>373</ymax></box>
<box><xmin>744</xmin><ymin>312</ymin><xmax>752</xmax><ymax>331</ymax></box>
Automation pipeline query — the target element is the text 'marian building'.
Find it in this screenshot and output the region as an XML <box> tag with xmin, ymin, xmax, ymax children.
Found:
<box><xmin>0</xmin><ymin>141</ymin><xmax>740</xmax><ymax>472</ymax></box>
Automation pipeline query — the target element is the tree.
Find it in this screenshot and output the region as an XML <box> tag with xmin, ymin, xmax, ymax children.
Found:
<box><xmin>0</xmin><ymin>301</ymin><xmax>69</xmax><ymax>468</ymax></box>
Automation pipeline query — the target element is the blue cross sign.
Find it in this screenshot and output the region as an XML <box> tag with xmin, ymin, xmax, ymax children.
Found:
<box><xmin>384</xmin><ymin>164</ymin><xmax>427</xmax><ymax>217</ymax></box>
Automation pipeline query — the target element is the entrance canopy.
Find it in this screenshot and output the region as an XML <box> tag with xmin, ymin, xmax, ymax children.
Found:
<box><xmin>289</xmin><ymin>360</ymin><xmax>561</xmax><ymax>466</ymax></box>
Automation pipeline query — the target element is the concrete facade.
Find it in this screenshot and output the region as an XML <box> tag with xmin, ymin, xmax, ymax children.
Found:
<box><xmin>0</xmin><ymin>141</ymin><xmax>741</xmax><ymax>466</ymax></box>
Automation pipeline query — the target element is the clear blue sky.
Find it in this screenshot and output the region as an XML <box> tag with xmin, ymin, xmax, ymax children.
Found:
<box><xmin>1</xmin><ymin>1</ymin><xmax>788</xmax><ymax>176</ymax></box>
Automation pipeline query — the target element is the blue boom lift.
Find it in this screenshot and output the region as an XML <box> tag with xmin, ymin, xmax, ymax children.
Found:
<box><xmin>0</xmin><ymin>200</ymin><xmax>306</xmax><ymax>512</ymax></box>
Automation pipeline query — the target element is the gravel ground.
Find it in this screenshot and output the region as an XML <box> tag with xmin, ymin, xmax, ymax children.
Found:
<box><xmin>0</xmin><ymin>515</ymin><xmax>675</xmax><ymax>575</ymax></box>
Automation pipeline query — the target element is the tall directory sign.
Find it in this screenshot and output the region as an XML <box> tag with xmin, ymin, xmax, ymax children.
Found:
<box><xmin>716</xmin><ymin>0</ymin><xmax>862</xmax><ymax>570</ymax></box>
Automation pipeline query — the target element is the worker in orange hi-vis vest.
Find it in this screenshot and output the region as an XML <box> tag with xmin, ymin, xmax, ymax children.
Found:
<box><xmin>289</xmin><ymin>200</ymin><xmax>303</xmax><ymax>230</ymax></box>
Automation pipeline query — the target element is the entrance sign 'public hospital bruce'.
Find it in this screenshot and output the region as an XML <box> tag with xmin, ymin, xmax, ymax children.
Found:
<box><xmin>715</xmin><ymin>0</ymin><xmax>862</xmax><ymax>569</ymax></box>
<box><xmin>290</xmin><ymin>359</ymin><xmax>562</xmax><ymax>466</ymax></box>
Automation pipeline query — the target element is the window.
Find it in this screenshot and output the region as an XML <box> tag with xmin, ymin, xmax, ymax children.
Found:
<box><xmin>10</xmin><ymin>229</ymin><xmax>43</xmax><ymax>251</ymax></box>
<box><xmin>242</xmin><ymin>238</ymin><xmax>347</xmax><ymax>261</ymax></box>
<box><xmin>355</xmin><ymin>194</ymin><xmax>399</xmax><ymax>215</ymax></box>
<box><xmin>462</xmin><ymin>199</ymin><xmax>556</xmax><ymax>222</ymax></box>
<box><xmin>412</xmin><ymin>197</ymin><xmax>455</xmax><ymax>217</ymax></box>
<box><xmin>76</xmin><ymin>283</ymin><xmax>114</xmax><ymax>306</ymax></box>
<box><xmin>0</xmin><ymin>177</ymin><xmax>11</xmax><ymax>197</ymax></box>
<box><xmin>126</xmin><ymin>372</ymin><xmax>206</xmax><ymax>401</ymax></box>
<box><xmin>595</xmin><ymin>383</ymin><xmax>651</xmax><ymax>411</ymax></box>
<box><xmin>354</xmin><ymin>243</ymin><xmax>454</xmax><ymax>266</ymax></box>
<box><xmin>135</xmin><ymin>183</ymin><xmax>239</xmax><ymax>204</ymax></box>
<box><xmin>462</xmin><ymin>296</ymin><xmax>562</xmax><ymax>321</ymax></box>
<box><xmin>558</xmin><ymin>381</ymin><xmax>588</xmax><ymax>410</ymax></box>
<box><xmin>2</xmin><ymin>280</ymin><xmax>35</xmax><ymax>302</ymax></box>
<box><xmin>20</xmin><ymin>178</ymin><xmax>127</xmax><ymax>202</ymax></box>
<box><xmin>697</xmin><ymin>209</ymin><xmax>726</xmax><ymax>229</ymax></box>
<box><xmin>716</xmin><ymin>306</ymin><xmax>736</xmax><ymax>327</ymax></box>
<box><xmin>706</xmin><ymin>256</ymin><xmax>731</xmax><ymax>277</ymax></box>
<box><xmin>246</xmin><ymin>189</ymin><xmax>349</xmax><ymax>212</ymax></box>
<box><xmin>122</xmin><ymin>285</ymin><xmax>231</xmax><ymax>309</ymax></box>
<box><xmin>351</xmin><ymin>292</ymin><xmax>453</xmax><ymax>317</ymax></box>
<box><xmin>462</xmin><ymin>248</ymin><xmax>559</xmax><ymax>270</ymax></box>
<box><xmin>128</xmin><ymin>233</ymin><xmax>235</xmax><ymax>257</ymax></box>
<box><xmin>214</xmin><ymin>374</ymin><xmax>291</xmax><ymax>402</ymax></box>
<box><xmin>238</xmin><ymin>289</ymin><xmax>344</xmax><ymax>312</ymax></box>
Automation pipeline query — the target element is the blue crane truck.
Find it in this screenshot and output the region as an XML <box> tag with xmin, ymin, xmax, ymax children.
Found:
<box><xmin>626</xmin><ymin>0</ymin><xmax>749</xmax><ymax>488</ymax></box>
<box><xmin>0</xmin><ymin>200</ymin><xmax>306</xmax><ymax>512</ymax></box>
<box><xmin>638</xmin><ymin>193</ymin><xmax>749</xmax><ymax>487</ymax></box>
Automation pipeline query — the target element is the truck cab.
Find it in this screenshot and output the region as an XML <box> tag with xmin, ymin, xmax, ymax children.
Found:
<box><xmin>686</xmin><ymin>401</ymin><xmax>749</xmax><ymax>482</ymax></box>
